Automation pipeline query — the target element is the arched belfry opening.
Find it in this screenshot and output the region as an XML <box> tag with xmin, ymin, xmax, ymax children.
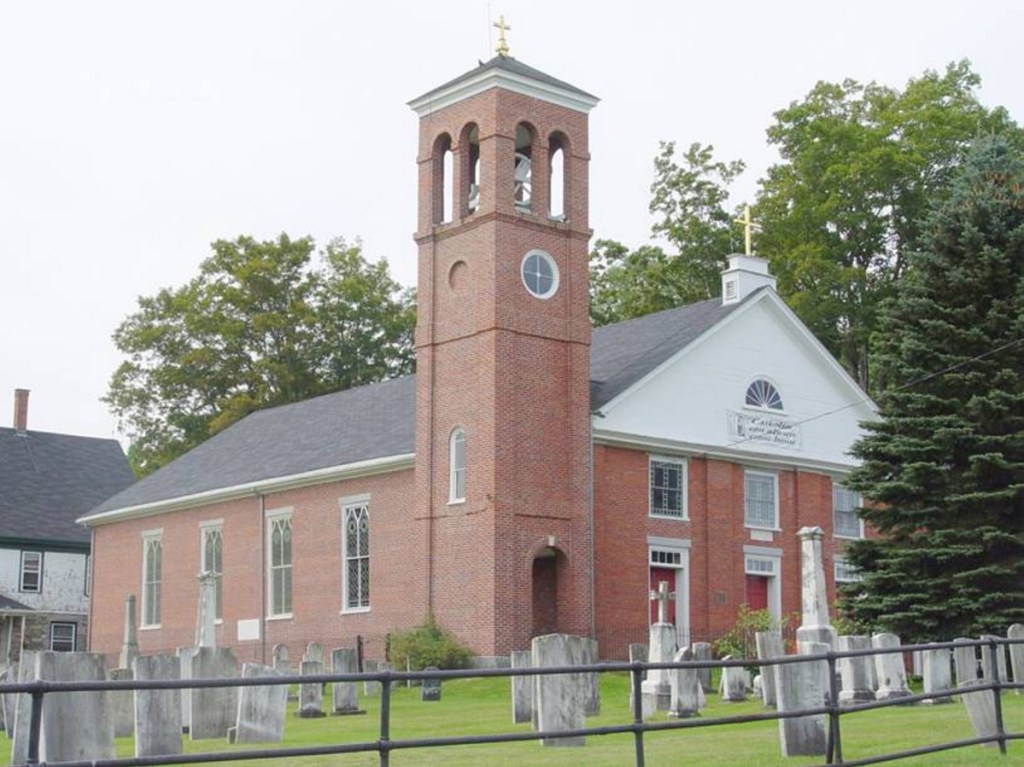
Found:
<box><xmin>433</xmin><ymin>133</ymin><xmax>454</xmax><ymax>224</ymax></box>
<box><xmin>461</xmin><ymin>123</ymin><xmax>481</xmax><ymax>215</ymax></box>
<box><xmin>514</xmin><ymin>122</ymin><xmax>534</xmax><ymax>211</ymax></box>
<box><xmin>531</xmin><ymin>545</ymin><xmax>567</xmax><ymax>637</ymax></box>
<box><xmin>548</xmin><ymin>131</ymin><xmax>569</xmax><ymax>221</ymax></box>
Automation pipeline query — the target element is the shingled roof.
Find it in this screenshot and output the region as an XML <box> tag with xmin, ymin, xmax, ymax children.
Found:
<box><xmin>410</xmin><ymin>55</ymin><xmax>597</xmax><ymax>106</ymax></box>
<box><xmin>0</xmin><ymin>428</ymin><xmax>135</xmax><ymax>544</ymax></box>
<box><xmin>86</xmin><ymin>296</ymin><xmax>745</xmax><ymax>519</ymax></box>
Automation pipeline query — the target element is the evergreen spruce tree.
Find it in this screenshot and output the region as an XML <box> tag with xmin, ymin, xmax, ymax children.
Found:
<box><xmin>841</xmin><ymin>136</ymin><xmax>1024</xmax><ymax>641</ymax></box>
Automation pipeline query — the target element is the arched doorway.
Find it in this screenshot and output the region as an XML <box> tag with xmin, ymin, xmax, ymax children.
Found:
<box><xmin>531</xmin><ymin>546</ymin><xmax>564</xmax><ymax>637</ymax></box>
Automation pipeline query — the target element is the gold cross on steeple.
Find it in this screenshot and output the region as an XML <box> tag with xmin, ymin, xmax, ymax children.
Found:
<box><xmin>493</xmin><ymin>15</ymin><xmax>512</xmax><ymax>57</ymax></box>
<box><xmin>734</xmin><ymin>204</ymin><xmax>762</xmax><ymax>256</ymax></box>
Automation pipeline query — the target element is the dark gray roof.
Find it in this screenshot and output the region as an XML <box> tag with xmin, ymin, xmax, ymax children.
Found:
<box><xmin>0</xmin><ymin>594</ymin><xmax>31</xmax><ymax>611</ymax></box>
<box><xmin>88</xmin><ymin>296</ymin><xmax>747</xmax><ymax>517</ymax></box>
<box><xmin>590</xmin><ymin>296</ymin><xmax>745</xmax><ymax>409</ymax></box>
<box><xmin>89</xmin><ymin>375</ymin><xmax>417</xmax><ymax>516</ymax></box>
<box><xmin>410</xmin><ymin>55</ymin><xmax>596</xmax><ymax>104</ymax></box>
<box><xmin>0</xmin><ymin>428</ymin><xmax>135</xmax><ymax>544</ymax></box>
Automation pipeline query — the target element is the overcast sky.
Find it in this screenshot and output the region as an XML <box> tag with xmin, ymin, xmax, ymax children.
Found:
<box><xmin>2</xmin><ymin>1</ymin><xmax>1021</xmax><ymax>440</ymax></box>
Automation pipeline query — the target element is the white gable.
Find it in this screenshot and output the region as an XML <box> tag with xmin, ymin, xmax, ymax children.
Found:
<box><xmin>595</xmin><ymin>292</ymin><xmax>876</xmax><ymax>471</ymax></box>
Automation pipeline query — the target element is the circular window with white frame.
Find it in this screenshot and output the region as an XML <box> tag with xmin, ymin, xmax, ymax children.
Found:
<box><xmin>520</xmin><ymin>249</ymin><xmax>559</xmax><ymax>299</ymax></box>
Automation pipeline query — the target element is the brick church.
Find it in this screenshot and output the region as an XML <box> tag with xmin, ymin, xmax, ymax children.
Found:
<box><xmin>81</xmin><ymin>53</ymin><xmax>875</xmax><ymax>664</ymax></box>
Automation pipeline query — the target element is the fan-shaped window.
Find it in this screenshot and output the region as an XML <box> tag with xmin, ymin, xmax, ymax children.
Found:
<box><xmin>745</xmin><ymin>379</ymin><xmax>783</xmax><ymax>410</ymax></box>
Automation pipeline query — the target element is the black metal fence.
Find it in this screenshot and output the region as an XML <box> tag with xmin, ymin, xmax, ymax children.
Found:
<box><xmin>2</xmin><ymin>636</ymin><xmax>1021</xmax><ymax>767</ymax></box>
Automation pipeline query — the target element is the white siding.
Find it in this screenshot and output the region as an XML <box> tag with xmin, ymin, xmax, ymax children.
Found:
<box><xmin>0</xmin><ymin>547</ymin><xmax>89</xmax><ymax>613</ymax></box>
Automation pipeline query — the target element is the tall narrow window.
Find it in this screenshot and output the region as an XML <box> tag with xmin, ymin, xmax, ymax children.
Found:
<box><xmin>201</xmin><ymin>525</ymin><xmax>223</xmax><ymax>619</ymax></box>
<box><xmin>84</xmin><ymin>554</ymin><xmax>91</xmax><ymax>596</ymax></box>
<box><xmin>141</xmin><ymin>535</ymin><xmax>162</xmax><ymax>627</ymax></box>
<box><xmin>343</xmin><ymin>501</ymin><xmax>370</xmax><ymax>611</ymax></box>
<box><xmin>268</xmin><ymin>515</ymin><xmax>292</xmax><ymax>617</ymax></box>
<box><xmin>433</xmin><ymin>133</ymin><xmax>453</xmax><ymax>225</ymax></box>
<box><xmin>463</xmin><ymin>123</ymin><xmax>480</xmax><ymax>214</ymax></box>
<box><xmin>19</xmin><ymin>551</ymin><xmax>42</xmax><ymax>593</ymax></box>
<box><xmin>650</xmin><ymin>457</ymin><xmax>686</xmax><ymax>518</ymax></box>
<box><xmin>514</xmin><ymin>123</ymin><xmax>533</xmax><ymax>210</ymax></box>
<box><xmin>449</xmin><ymin>427</ymin><xmax>466</xmax><ymax>502</ymax></box>
<box><xmin>744</xmin><ymin>471</ymin><xmax>778</xmax><ymax>530</ymax></box>
<box><xmin>548</xmin><ymin>132</ymin><xmax>567</xmax><ymax>220</ymax></box>
<box><xmin>833</xmin><ymin>483</ymin><xmax>862</xmax><ymax>539</ymax></box>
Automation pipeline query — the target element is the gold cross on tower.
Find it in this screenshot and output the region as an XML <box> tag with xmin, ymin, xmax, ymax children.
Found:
<box><xmin>734</xmin><ymin>204</ymin><xmax>762</xmax><ymax>256</ymax></box>
<box><xmin>493</xmin><ymin>15</ymin><xmax>512</xmax><ymax>57</ymax></box>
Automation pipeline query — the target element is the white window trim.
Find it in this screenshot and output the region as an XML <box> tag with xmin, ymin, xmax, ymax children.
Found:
<box><xmin>448</xmin><ymin>428</ymin><xmax>466</xmax><ymax>504</ymax></box>
<box><xmin>744</xmin><ymin>469</ymin><xmax>780</xmax><ymax>531</ymax></box>
<box><xmin>265</xmin><ymin>508</ymin><xmax>293</xmax><ymax>619</ymax></box>
<box><xmin>48</xmin><ymin>622</ymin><xmax>77</xmax><ymax>652</ymax></box>
<box><xmin>19</xmin><ymin>550</ymin><xmax>42</xmax><ymax>593</ymax></box>
<box><xmin>341</xmin><ymin>494</ymin><xmax>371</xmax><ymax>614</ymax></box>
<box><xmin>199</xmin><ymin>521</ymin><xmax>224</xmax><ymax>623</ymax></box>
<box><xmin>832</xmin><ymin>482</ymin><xmax>865</xmax><ymax>540</ymax></box>
<box><xmin>649</xmin><ymin>455</ymin><xmax>688</xmax><ymax>520</ymax></box>
<box><xmin>742</xmin><ymin>545</ymin><xmax>783</xmax><ymax>621</ymax></box>
<box><xmin>140</xmin><ymin>530</ymin><xmax>163</xmax><ymax>629</ymax></box>
<box><xmin>647</xmin><ymin>537</ymin><xmax>691</xmax><ymax>647</ymax></box>
<box><xmin>743</xmin><ymin>376</ymin><xmax>786</xmax><ymax>413</ymax></box>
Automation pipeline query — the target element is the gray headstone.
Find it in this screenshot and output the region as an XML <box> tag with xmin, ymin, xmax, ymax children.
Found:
<box><xmin>979</xmin><ymin>635</ymin><xmax>1008</xmax><ymax>686</ymax></box>
<box><xmin>194</xmin><ymin>573</ymin><xmax>218</xmax><ymax>649</ymax></box>
<box><xmin>921</xmin><ymin>648</ymin><xmax>954</xmax><ymax>704</ymax></box>
<box><xmin>272</xmin><ymin>643</ymin><xmax>291</xmax><ymax>673</ymax></box>
<box><xmin>10</xmin><ymin>653</ymin><xmax>36</xmax><ymax>766</ymax></box>
<box><xmin>667</xmin><ymin>647</ymin><xmax>700</xmax><ymax>718</ymax></box>
<box><xmin>1008</xmin><ymin>624</ymin><xmax>1024</xmax><ymax>694</ymax></box>
<box><xmin>691</xmin><ymin>642</ymin><xmax>713</xmax><ymax>692</ymax></box>
<box><xmin>37</xmin><ymin>651</ymin><xmax>115</xmax><ymax>762</ymax></box>
<box><xmin>627</xmin><ymin>643</ymin><xmax>648</xmax><ymax>716</ymax></box>
<box><xmin>531</xmin><ymin>634</ymin><xmax>585</xmax><ymax>747</ymax></box>
<box><xmin>109</xmin><ymin>668</ymin><xmax>135</xmax><ymax>737</ymax></box>
<box><xmin>303</xmin><ymin>642</ymin><xmax>325</xmax><ymax>665</ymax></box>
<box><xmin>134</xmin><ymin>654</ymin><xmax>182</xmax><ymax>758</ymax></box>
<box><xmin>119</xmin><ymin>594</ymin><xmax>139</xmax><ymax>669</ymax></box>
<box><xmin>837</xmin><ymin>635</ymin><xmax>875</xmax><ymax>704</ymax></box>
<box><xmin>952</xmin><ymin>638</ymin><xmax>979</xmax><ymax>688</ymax></box>
<box><xmin>719</xmin><ymin>656</ymin><xmax>749</xmax><ymax>702</ymax></box>
<box><xmin>871</xmin><ymin>633</ymin><xmax>911</xmax><ymax>700</ymax></box>
<box><xmin>795</xmin><ymin>526</ymin><xmax>837</xmax><ymax>649</ymax></box>
<box><xmin>363</xmin><ymin>659</ymin><xmax>381</xmax><ymax>696</ymax></box>
<box><xmin>331</xmin><ymin>648</ymin><xmax>361</xmax><ymax>714</ymax></box>
<box><xmin>580</xmin><ymin>637</ymin><xmax>600</xmax><ymax>716</ymax></box>
<box><xmin>177</xmin><ymin>647</ymin><xmax>194</xmax><ymax>731</ymax></box>
<box><xmin>298</xmin><ymin>660</ymin><xmax>325</xmax><ymax>717</ymax></box>
<box><xmin>960</xmin><ymin>686</ymin><xmax>1000</xmax><ymax>746</ymax></box>
<box><xmin>641</xmin><ymin>623</ymin><xmax>676</xmax><ymax>714</ymax></box>
<box><xmin>755</xmin><ymin>631</ymin><xmax>784</xmax><ymax>707</ymax></box>
<box><xmin>510</xmin><ymin>650</ymin><xmax>533</xmax><ymax>724</ymax></box>
<box><xmin>775</xmin><ymin>651</ymin><xmax>828</xmax><ymax>756</ymax></box>
<box><xmin>235</xmin><ymin>663</ymin><xmax>288</xmax><ymax>742</ymax></box>
<box><xmin>2</xmin><ymin>662</ymin><xmax>17</xmax><ymax>738</ymax></box>
<box><xmin>421</xmin><ymin>666</ymin><xmax>441</xmax><ymax>702</ymax></box>
<box><xmin>190</xmin><ymin>647</ymin><xmax>239</xmax><ymax>740</ymax></box>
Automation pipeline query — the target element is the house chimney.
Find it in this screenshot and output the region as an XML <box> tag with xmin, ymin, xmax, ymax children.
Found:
<box><xmin>721</xmin><ymin>254</ymin><xmax>777</xmax><ymax>306</ymax></box>
<box><xmin>13</xmin><ymin>389</ymin><xmax>29</xmax><ymax>431</ymax></box>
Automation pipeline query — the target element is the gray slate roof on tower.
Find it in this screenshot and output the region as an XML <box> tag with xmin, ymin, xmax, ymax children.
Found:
<box><xmin>85</xmin><ymin>295</ymin><xmax>750</xmax><ymax>518</ymax></box>
<box><xmin>0</xmin><ymin>428</ymin><xmax>135</xmax><ymax>543</ymax></box>
<box><xmin>409</xmin><ymin>55</ymin><xmax>597</xmax><ymax>105</ymax></box>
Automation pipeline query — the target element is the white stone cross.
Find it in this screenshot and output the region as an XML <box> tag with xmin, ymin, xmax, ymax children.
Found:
<box><xmin>649</xmin><ymin>580</ymin><xmax>676</xmax><ymax>625</ymax></box>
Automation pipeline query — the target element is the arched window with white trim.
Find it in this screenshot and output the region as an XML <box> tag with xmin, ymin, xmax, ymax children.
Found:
<box><xmin>449</xmin><ymin>427</ymin><xmax>466</xmax><ymax>503</ymax></box>
<box><xmin>745</xmin><ymin>378</ymin><xmax>783</xmax><ymax>410</ymax></box>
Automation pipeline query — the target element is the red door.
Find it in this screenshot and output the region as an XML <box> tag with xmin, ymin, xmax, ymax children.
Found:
<box><xmin>650</xmin><ymin>568</ymin><xmax>677</xmax><ymax>624</ymax></box>
<box><xmin>745</xmin><ymin>575</ymin><xmax>769</xmax><ymax>611</ymax></box>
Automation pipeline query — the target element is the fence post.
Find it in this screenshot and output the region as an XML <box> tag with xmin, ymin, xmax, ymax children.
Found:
<box><xmin>826</xmin><ymin>650</ymin><xmax>842</xmax><ymax>765</ymax></box>
<box><xmin>379</xmin><ymin>668</ymin><xmax>392</xmax><ymax>767</ymax></box>
<box><xmin>26</xmin><ymin>688</ymin><xmax>43</xmax><ymax>766</ymax></box>
<box><xmin>631</xmin><ymin>662</ymin><xmax>646</xmax><ymax>767</ymax></box>
<box><xmin>986</xmin><ymin>637</ymin><xmax>1007</xmax><ymax>755</ymax></box>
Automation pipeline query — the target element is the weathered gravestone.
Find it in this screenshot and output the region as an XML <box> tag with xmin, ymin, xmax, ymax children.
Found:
<box><xmin>955</xmin><ymin>641</ymin><xmax>1000</xmax><ymax>748</ymax></box>
<box><xmin>691</xmin><ymin>642</ymin><xmax>714</xmax><ymax>693</ymax></box>
<box><xmin>134</xmin><ymin>654</ymin><xmax>182</xmax><ymax>758</ymax></box>
<box><xmin>531</xmin><ymin>633</ymin><xmax>585</xmax><ymax>747</ymax></box>
<box><xmin>421</xmin><ymin>666</ymin><xmax>442</xmax><ymax>702</ymax></box>
<box><xmin>303</xmin><ymin>642</ymin><xmax>325</xmax><ymax>665</ymax></box>
<box><xmin>10</xmin><ymin>653</ymin><xmax>36</xmax><ymax>766</ymax></box>
<box><xmin>331</xmin><ymin>648</ymin><xmax>362</xmax><ymax>714</ymax></box>
<box><xmin>511</xmin><ymin>650</ymin><xmax>533</xmax><ymax>724</ymax></box>
<box><xmin>952</xmin><ymin>638</ymin><xmax>979</xmax><ymax>688</ymax></box>
<box><xmin>37</xmin><ymin>651</ymin><xmax>116</xmax><ymax>762</ymax></box>
<box><xmin>581</xmin><ymin>637</ymin><xmax>600</xmax><ymax>716</ymax></box>
<box><xmin>627</xmin><ymin>643</ymin><xmax>648</xmax><ymax>716</ymax></box>
<box><xmin>109</xmin><ymin>667</ymin><xmax>135</xmax><ymax>737</ymax></box>
<box><xmin>190</xmin><ymin>647</ymin><xmax>239</xmax><ymax>740</ymax></box>
<box><xmin>235</xmin><ymin>663</ymin><xmax>288</xmax><ymax>742</ymax></box>
<box><xmin>178</xmin><ymin>646</ymin><xmax>194</xmax><ymax>732</ymax></box>
<box><xmin>119</xmin><ymin>593</ymin><xmax>140</xmax><ymax>669</ymax></box>
<box><xmin>719</xmin><ymin>656</ymin><xmax>748</xmax><ymax>702</ymax></box>
<box><xmin>979</xmin><ymin>636</ymin><xmax>1008</xmax><ymax>687</ymax></box>
<box><xmin>795</xmin><ymin>526</ymin><xmax>837</xmax><ymax>649</ymax></box>
<box><xmin>755</xmin><ymin>630</ymin><xmax>784</xmax><ymax>707</ymax></box>
<box><xmin>298</xmin><ymin>660</ymin><xmax>325</xmax><ymax>717</ymax></box>
<box><xmin>195</xmin><ymin>572</ymin><xmax>217</xmax><ymax>649</ymax></box>
<box><xmin>667</xmin><ymin>647</ymin><xmax>700</xmax><ymax>718</ymax></box>
<box><xmin>837</xmin><ymin>635</ymin><xmax>875</xmax><ymax>704</ymax></box>
<box><xmin>921</xmin><ymin>648</ymin><xmax>953</xmax><ymax>704</ymax></box>
<box><xmin>363</xmin><ymin>659</ymin><xmax>383</xmax><ymax>696</ymax></box>
<box><xmin>872</xmin><ymin>633</ymin><xmax>911</xmax><ymax>700</ymax></box>
<box><xmin>641</xmin><ymin>582</ymin><xmax>677</xmax><ymax>715</ymax></box>
<box><xmin>1</xmin><ymin>663</ymin><xmax>15</xmax><ymax>736</ymax></box>
<box><xmin>272</xmin><ymin>643</ymin><xmax>291</xmax><ymax>672</ymax></box>
<box><xmin>1008</xmin><ymin>624</ymin><xmax>1024</xmax><ymax>695</ymax></box>
<box><xmin>775</xmin><ymin>650</ymin><xmax>827</xmax><ymax>757</ymax></box>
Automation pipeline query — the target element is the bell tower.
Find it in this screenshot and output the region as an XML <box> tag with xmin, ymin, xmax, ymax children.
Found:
<box><xmin>409</xmin><ymin>55</ymin><xmax>598</xmax><ymax>656</ymax></box>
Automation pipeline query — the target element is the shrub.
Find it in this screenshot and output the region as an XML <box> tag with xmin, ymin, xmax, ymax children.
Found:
<box><xmin>714</xmin><ymin>604</ymin><xmax>791</xmax><ymax>660</ymax></box>
<box><xmin>388</xmin><ymin>614</ymin><xmax>474</xmax><ymax>671</ymax></box>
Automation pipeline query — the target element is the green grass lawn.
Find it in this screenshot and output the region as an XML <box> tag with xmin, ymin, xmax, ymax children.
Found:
<box><xmin>3</xmin><ymin>674</ymin><xmax>1023</xmax><ymax>766</ymax></box>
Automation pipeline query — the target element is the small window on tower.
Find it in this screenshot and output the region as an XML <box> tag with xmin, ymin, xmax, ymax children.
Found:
<box><xmin>433</xmin><ymin>133</ymin><xmax>453</xmax><ymax>225</ymax></box>
<box><xmin>548</xmin><ymin>132</ymin><xmax>568</xmax><ymax>221</ymax></box>
<box><xmin>463</xmin><ymin>123</ymin><xmax>481</xmax><ymax>214</ymax></box>
<box><xmin>514</xmin><ymin>123</ymin><xmax>533</xmax><ymax>211</ymax></box>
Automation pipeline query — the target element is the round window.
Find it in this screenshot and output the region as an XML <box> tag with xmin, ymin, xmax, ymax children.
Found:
<box><xmin>521</xmin><ymin>249</ymin><xmax>559</xmax><ymax>299</ymax></box>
